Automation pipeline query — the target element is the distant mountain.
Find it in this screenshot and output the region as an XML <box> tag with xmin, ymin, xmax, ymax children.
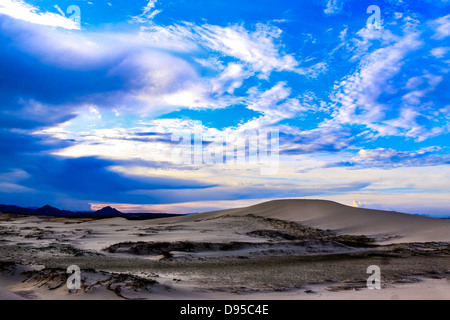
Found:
<box><xmin>0</xmin><ymin>204</ymin><xmax>182</xmax><ymax>220</ymax></box>
<box><xmin>94</xmin><ymin>206</ymin><xmax>122</xmax><ymax>216</ymax></box>
<box><xmin>36</xmin><ymin>205</ymin><xmax>73</xmax><ymax>216</ymax></box>
<box><xmin>0</xmin><ymin>204</ymin><xmax>34</xmax><ymax>215</ymax></box>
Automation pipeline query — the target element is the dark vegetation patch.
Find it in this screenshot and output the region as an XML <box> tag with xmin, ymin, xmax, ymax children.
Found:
<box><xmin>104</xmin><ymin>273</ymin><xmax>158</xmax><ymax>299</ymax></box>
<box><xmin>247</xmin><ymin>230</ymin><xmax>298</xmax><ymax>240</ymax></box>
<box><xmin>20</xmin><ymin>267</ymin><xmax>158</xmax><ymax>298</ymax></box>
<box><xmin>22</xmin><ymin>268</ymin><xmax>68</xmax><ymax>290</ymax></box>
<box><xmin>332</xmin><ymin>235</ymin><xmax>375</xmax><ymax>248</ymax></box>
<box><xmin>105</xmin><ymin>241</ymin><xmax>256</xmax><ymax>255</ymax></box>
<box><xmin>243</xmin><ymin>215</ymin><xmax>376</xmax><ymax>247</ymax></box>
<box><xmin>24</xmin><ymin>229</ymin><xmax>55</xmax><ymax>240</ymax></box>
<box><xmin>0</xmin><ymin>261</ymin><xmax>16</xmax><ymax>272</ymax></box>
<box><xmin>374</xmin><ymin>242</ymin><xmax>450</xmax><ymax>257</ymax></box>
<box><xmin>0</xmin><ymin>226</ymin><xmax>19</xmax><ymax>237</ymax></box>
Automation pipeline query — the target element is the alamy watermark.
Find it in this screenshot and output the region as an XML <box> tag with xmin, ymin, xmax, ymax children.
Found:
<box><xmin>67</xmin><ymin>265</ymin><xmax>81</xmax><ymax>290</ymax></box>
<box><xmin>366</xmin><ymin>265</ymin><xmax>381</xmax><ymax>290</ymax></box>
<box><xmin>67</xmin><ymin>5</ymin><xmax>81</xmax><ymax>28</ymax></box>
<box><xmin>171</xmin><ymin>123</ymin><xmax>279</xmax><ymax>176</ymax></box>
<box><xmin>63</xmin><ymin>4</ymin><xmax>382</xmax><ymax>31</ymax></box>
<box><xmin>367</xmin><ymin>5</ymin><xmax>382</xmax><ymax>30</ymax></box>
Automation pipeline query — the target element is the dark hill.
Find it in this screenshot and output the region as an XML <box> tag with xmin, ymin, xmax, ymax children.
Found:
<box><xmin>36</xmin><ymin>205</ymin><xmax>73</xmax><ymax>216</ymax></box>
<box><xmin>0</xmin><ymin>204</ymin><xmax>182</xmax><ymax>220</ymax></box>
<box><xmin>0</xmin><ymin>204</ymin><xmax>34</xmax><ymax>215</ymax></box>
<box><xmin>94</xmin><ymin>206</ymin><xmax>122</xmax><ymax>216</ymax></box>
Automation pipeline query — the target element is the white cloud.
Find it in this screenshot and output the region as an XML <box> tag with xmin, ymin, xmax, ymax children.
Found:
<box><xmin>431</xmin><ymin>14</ymin><xmax>450</xmax><ymax>39</ymax></box>
<box><xmin>394</xmin><ymin>12</ymin><xmax>404</xmax><ymax>20</ymax></box>
<box><xmin>137</xmin><ymin>24</ymin><xmax>201</xmax><ymax>52</ymax></box>
<box><xmin>401</xmin><ymin>73</ymin><xmax>442</xmax><ymax>105</ymax></box>
<box><xmin>53</xmin><ymin>5</ymin><xmax>64</xmax><ymax>16</ymax></box>
<box><xmin>276</xmin><ymin>125</ymin><xmax>355</xmax><ymax>155</ymax></box>
<box><xmin>111</xmin><ymin>51</ymin><xmax>215</xmax><ymax>114</ymax></box>
<box><xmin>440</xmin><ymin>105</ymin><xmax>450</xmax><ymax>119</ymax></box>
<box><xmin>352</xmin><ymin>200</ymin><xmax>368</xmax><ymax>208</ymax></box>
<box><xmin>131</xmin><ymin>0</ymin><xmax>162</xmax><ymax>23</ymax></box>
<box><xmin>2</xmin><ymin>13</ymin><xmax>304</xmax><ymax>119</ymax></box>
<box><xmin>192</xmin><ymin>23</ymin><xmax>299</xmax><ymax>77</ymax></box>
<box><xmin>347</xmin><ymin>147</ymin><xmax>449</xmax><ymax>168</ymax></box>
<box><xmin>0</xmin><ymin>17</ymin><xmax>223</xmax><ymax>117</ymax></box>
<box><xmin>88</xmin><ymin>106</ymin><xmax>102</xmax><ymax>119</ymax></box>
<box><xmin>385</xmin><ymin>72</ymin><xmax>445</xmax><ymax>141</ymax></box>
<box><xmin>246</xmin><ymin>82</ymin><xmax>305</xmax><ymax>119</ymax></box>
<box><xmin>194</xmin><ymin>56</ymin><xmax>225</xmax><ymax>70</ymax></box>
<box><xmin>431</xmin><ymin>46</ymin><xmax>450</xmax><ymax>58</ymax></box>
<box><xmin>297</xmin><ymin>61</ymin><xmax>329</xmax><ymax>78</ymax></box>
<box><xmin>135</xmin><ymin>22</ymin><xmax>303</xmax><ymax>112</ymax></box>
<box><xmin>0</xmin><ymin>0</ymin><xmax>80</xmax><ymax>29</ymax></box>
<box><xmin>211</xmin><ymin>63</ymin><xmax>252</xmax><ymax>95</ymax></box>
<box><xmin>327</xmin><ymin>23</ymin><xmax>430</xmax><ymax>139</ymax></box>
<box><xmin>324</xmin><ymin>0</ymin><xmax>345</xmax><ymax>16</ymax></box>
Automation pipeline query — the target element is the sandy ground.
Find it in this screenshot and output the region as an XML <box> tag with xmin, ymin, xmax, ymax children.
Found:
<box><xmin>0</xmin><ymin>199</ymin><xmax>449</xmax><ymax>300</ymax></box>
<box><xmin>174</xmin><ymin>199</ymin><xmax>450</xmax><ymax>244</ymax></box>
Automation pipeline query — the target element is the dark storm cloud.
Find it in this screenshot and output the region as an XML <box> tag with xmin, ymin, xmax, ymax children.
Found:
<box><xmin>0</xmin><ymin>14</ymin><xmax>213</xmax><ymax>209</ymax></box>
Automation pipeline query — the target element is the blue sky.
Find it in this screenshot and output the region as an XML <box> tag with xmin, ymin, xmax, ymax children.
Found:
<box><xmin>0</xmin><ymin>0</ymin><xmax>449</xmax><ymax>216</ymax></box>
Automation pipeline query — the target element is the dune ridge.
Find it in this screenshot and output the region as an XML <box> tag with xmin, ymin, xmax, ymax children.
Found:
<box><xmin>169</xmin><ymin>199</ymin><xmax>450</xmax><ymax>243</ymax></box>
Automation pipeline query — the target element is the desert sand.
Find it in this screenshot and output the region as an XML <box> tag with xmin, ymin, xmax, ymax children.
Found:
<box><xmin>0</xmin><ymin>199</ymin><xmax>449</xmax><ymax>300</ymax></box>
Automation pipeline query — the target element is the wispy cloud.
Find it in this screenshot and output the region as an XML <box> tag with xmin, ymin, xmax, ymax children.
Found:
<box><xmin>131</xmin><ymin>0</ymin><xmax>162</xmax><ymax>23</ymax></box>
<box><xmin>194</xmin><ymin>23</ymin><xmax>299</xmax><ymax>77</ymax></box>
<box><xmin>325</xmin><ymin>16</ymin><xmax>450</xmax><ymax>141</ymax></box>
<box><xmin>327</xmin><ymin>147</ymin><xmax>450</xmax><ymax>169</ymax></box>
<box><xmin>246</xmin><ymin>82</ymin><xmax>305</xmax><ymax>119</ymax></box>
<box><xmin>0</xmin><ymin>0</ymin><xmax>80</xmax><ymax>29</ymax></box>
<box><xmin>430</xmin><ymin>14</ymin><xmax>450</xmax><ymax>39</ymax></box>
<box><xmin>430</xmin><ymin>46</ymin><xmax>450</xmax><ymax>58</ymax></box>
<box><xmin>324</xmin><ymin>0</ymin><xmax>346</xmax><ymax>16</ymax></box>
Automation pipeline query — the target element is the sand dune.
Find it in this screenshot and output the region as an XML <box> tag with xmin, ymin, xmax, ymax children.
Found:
<box><xmin>165</xmin><ymin>199</ymin><xmax>450</xmax><ymax>243</ymax></box>
<box><xmin>1</xmin><ymin>199</ymin><xmax>449</xmax><ymax>300</ymax></box>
